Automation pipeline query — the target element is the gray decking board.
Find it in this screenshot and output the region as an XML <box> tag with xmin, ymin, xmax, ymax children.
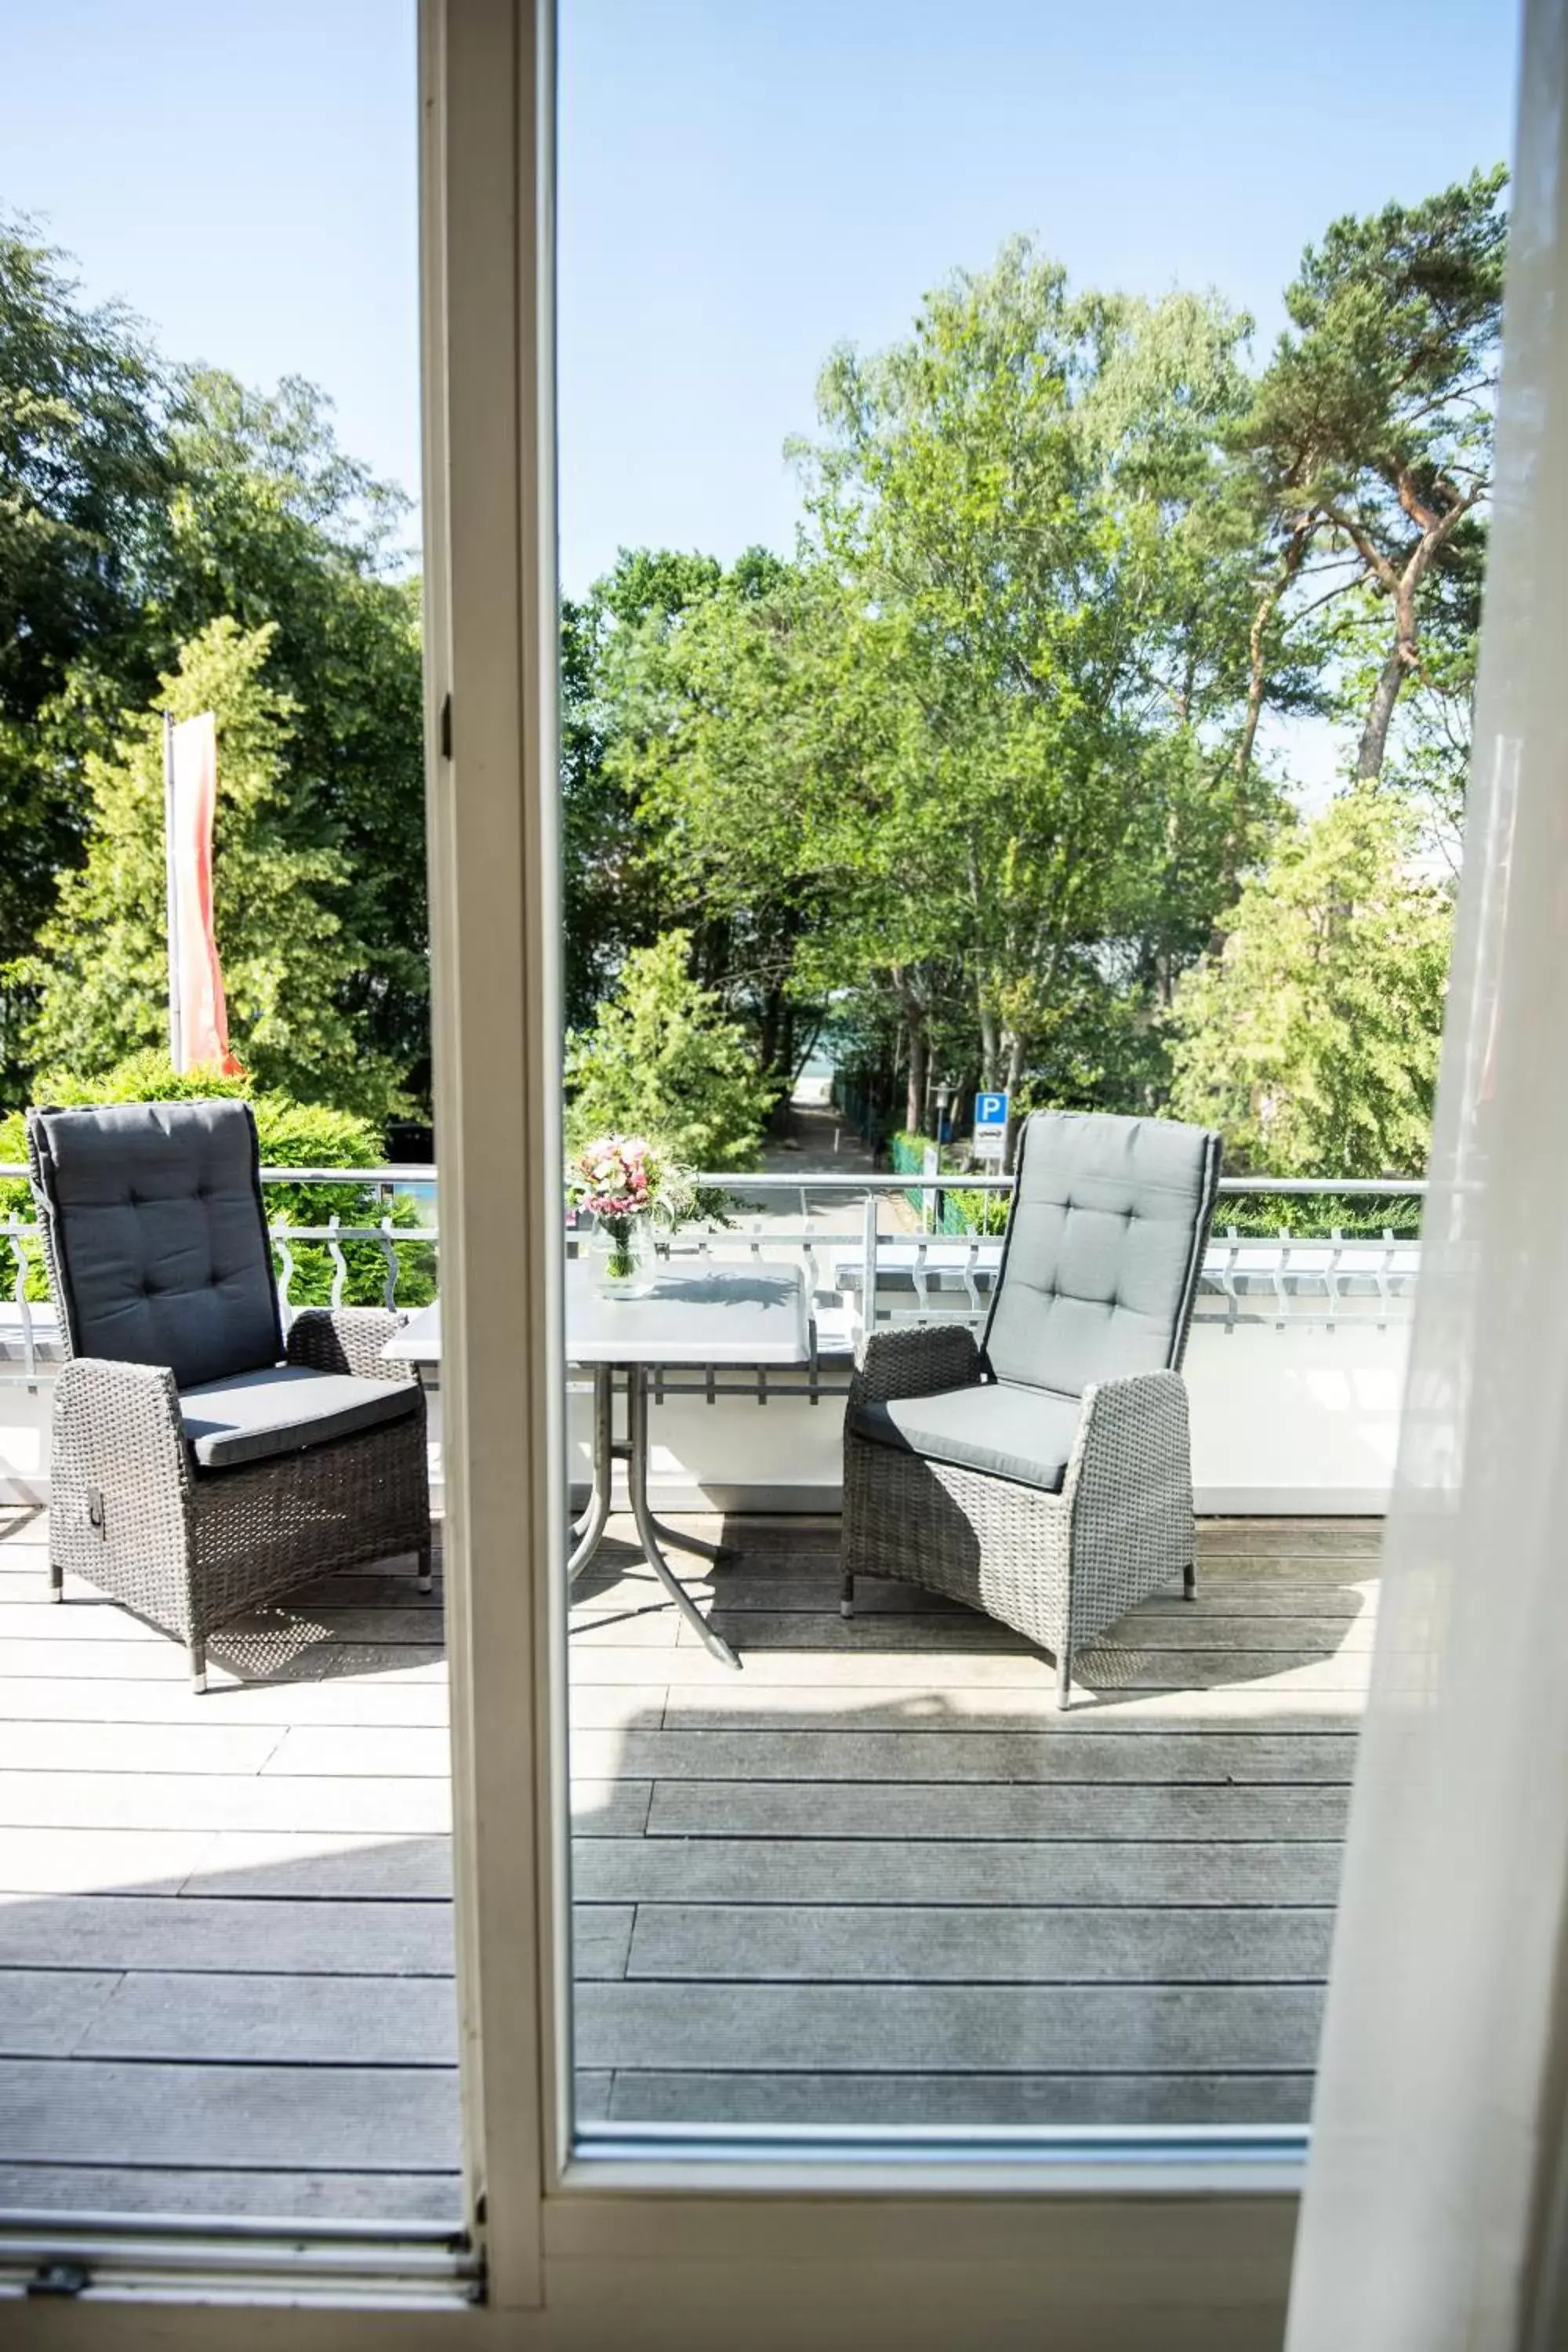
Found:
<box><xmin>0</xmin><ymin>1673</ymin><xmax>452</xmax><ymax>1728</ymax></box>
<box><xmin>0</xmin><ymin>1506</ymin><xmax>1371</xmax><ymax>2216</ymax></box>
<box><xmin>568</xmin><ymin>1641</ymin><xmax>1372</xmax><ymax>1690</ymax></box>
<box><xmin>568</xmin><ymin>1727</ymin><xmax>1360</xmax><ymax>1784</ymax></box>
<box><xmin>70</xmin><ymin>1970</ymin><xmax>460</xmax><ymax>2065</ymax></box>
<box><xmin>623</xmin><ymin>1903</ymin><xmax>1337</xmax><ymax>1983</ymax></box>
<box><xmin>641</xmin><ymin>1781</ymin><xmax>1352</xmax><ymax>1843</ymax></box>
<box><xmin>574</xmin><ymin>1835</ymin><xmax>1348</xmax><ymax>1907</ymax></box>
<box><xmin>575</xmin><ymin>1980</ymin><xmax>1329</xmax><ymax>2073</ymax></box>
<box><xmin>0</xmin><ymin>1893</ymin><xmax>456</xmax><ymax>1975</ymax></box>
<box><xmin>0</xmin><ymin>2164</ymin><xmax>463</xmax><ymax>2223</ymax></box>
<box><xmin>0</xmin><ymin>2059</ymin><xmax>463</xmax><ymax>2171</ymax></box>
<box><xmin>601</xmin><ymin>2069</ymin><xmax>1319</xmax><ymax>2127</ymax></box>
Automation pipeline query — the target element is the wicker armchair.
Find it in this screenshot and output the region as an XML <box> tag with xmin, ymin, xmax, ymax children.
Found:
<box><xmin>841</xmin><ymin>1110</ymin><xmax>1220</xmax><ymax>1705</ymax></box>
<box><xmin>27</xmin><ymin>1099</ymin><xmax>430</xmax><ymax>1691</ymax></box>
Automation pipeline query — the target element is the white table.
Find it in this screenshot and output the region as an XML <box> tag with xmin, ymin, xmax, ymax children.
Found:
<box><xmin>384</xmin><ymin>1260</ymin><xmax>811</xmax><ymax>1669</ymax></box>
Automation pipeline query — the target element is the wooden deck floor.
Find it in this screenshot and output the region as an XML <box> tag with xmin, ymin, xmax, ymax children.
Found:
<box><xmin>0</xmin><ymin>1505</ymin><xmax>1377</xmax><ymax>2220</ymax></box>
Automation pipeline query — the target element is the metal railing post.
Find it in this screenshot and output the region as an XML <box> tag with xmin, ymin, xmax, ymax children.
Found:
<box><xmin>861</xmin><ymin>1191</ymin><xmax>879</xmax><ymax>1342</ymax></box>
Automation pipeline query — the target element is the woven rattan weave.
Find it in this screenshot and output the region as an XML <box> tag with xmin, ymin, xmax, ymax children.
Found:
<box><xmin>27</xmin><ymin>1114</ymin><xmax>429</xmax><ymax>1690</ymax></box>
<box><xmin>840</xmin><ymin>1116</ymin><xmax>1218</xmax><ymax>1706</ymax></box>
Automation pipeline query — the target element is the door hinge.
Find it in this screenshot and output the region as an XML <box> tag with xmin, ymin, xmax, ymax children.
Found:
<box><xmin>439</xmin><ymin>693</ymin><xmax>453</xmax><ymax>760</ymax></box>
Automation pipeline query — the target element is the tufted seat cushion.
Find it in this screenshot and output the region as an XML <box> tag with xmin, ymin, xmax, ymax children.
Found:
<box><xmin>26</xmin><ymin>1100</ymin><xmax>284</xmax><ymax>1390</ymax></box>
<box><xmin>180</xmin><ymin>1363</ymin><xmax>419</xmax><ymax>1470</ymax></box>
<box><xmin>852</xmin><ymin>1381</ymin><xmax>1080</xmax><ymax>1493</ymax></box>
<box><xmin>982</xmin><ymin>1112</ymin><xmax>1220</xmax><ymax>1399</ymax></box>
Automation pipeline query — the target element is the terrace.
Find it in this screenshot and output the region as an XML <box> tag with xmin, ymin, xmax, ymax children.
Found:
<box><xmin>0</xmin><ymin>1154</ymin><xmax>1390</xmax><ymax>2223</ymax></box>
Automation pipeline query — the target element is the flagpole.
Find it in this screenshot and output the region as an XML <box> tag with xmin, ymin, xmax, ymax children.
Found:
<box><xmin>163</xmin><ymin>713</ymin><xmax>183</xmax><ymax>1072</ymax></box>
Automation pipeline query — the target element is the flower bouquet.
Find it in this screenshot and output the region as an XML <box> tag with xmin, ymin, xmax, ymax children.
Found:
<box><xmin>568</xmin><ymin>1134</ymin><xmax>728</xmax><ymax>1297</ymax></box>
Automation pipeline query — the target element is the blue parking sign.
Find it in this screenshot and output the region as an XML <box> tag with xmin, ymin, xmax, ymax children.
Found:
<box><xmin>974</xmin><ymin>1091</ymin><xmax>1008</xmax><ymax>1128</ymax></box>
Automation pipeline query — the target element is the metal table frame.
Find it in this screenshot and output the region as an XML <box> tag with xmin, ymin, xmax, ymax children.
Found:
<box><xmin>384</xmin><ymin>1265</ymin><xmax>811</xmax><ymax>1674</ymax></box>
<box><xmin>567</xmin><ymin>1363</ymin><xmax>739</xmax><ymax>1668</ymax></box>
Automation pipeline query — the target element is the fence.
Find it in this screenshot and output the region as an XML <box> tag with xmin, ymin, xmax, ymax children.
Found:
<box><xmin>1</xmin><ymin>1162</ymin><xmax>1427</xmax><ymax>1392</ymax></box>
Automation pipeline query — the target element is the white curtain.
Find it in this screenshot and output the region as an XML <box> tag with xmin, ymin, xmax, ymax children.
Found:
<box><xmin>1286</xmin><ymin>7</ymin><xmax>1568</xmax><ymax>2345</ymax></box>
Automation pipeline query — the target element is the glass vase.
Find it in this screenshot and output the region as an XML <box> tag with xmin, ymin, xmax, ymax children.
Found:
<box><xmin>593</xmin><ymin>1214</ymin><xmax>655</xmax><ymax>1299</ymax></box>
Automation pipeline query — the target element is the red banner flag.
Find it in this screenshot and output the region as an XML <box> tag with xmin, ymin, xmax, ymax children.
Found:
<box><xmin>165</xmin><ymin>713</ymin><xmax>244</xmax><ymax>1076</ymax></box>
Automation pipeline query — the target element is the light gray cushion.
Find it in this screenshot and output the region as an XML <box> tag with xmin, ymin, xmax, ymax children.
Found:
<box><xmin>983</xmin><ymin>1112</ymin><xmax>1219</xmax><ymax>1399</ymax></box>
<box><xmin>180</xmin><ymin>1363</ymin><xmax>418</xmax><ymax>1470</ymax></box>
<box><xmin>27</xmin><ymin>1100</ymin><xmax>282</xmax><ymax>1391</ymax></box>
<box><xmin>852</xmin><ymin>1381</ymin><xmax>1081</xmax><ymax>1494</ymax></box>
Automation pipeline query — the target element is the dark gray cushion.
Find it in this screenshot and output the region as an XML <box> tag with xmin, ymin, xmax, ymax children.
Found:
<box><xmin>27</xmin><ymin>1100</ymin><xmax>283</xmax><ymax>1390</ymax></box>
<box><xmin>180</xmin><ymin>1363</ymin><xmax>418</xmax><ymax>1470</ymax></box>
<box><xmin>852</xmin><ymin>1381</ymin><xmax>1080</xmax><ymax>1494</ymax></box>
<box><xmin>983</xmin><ymin>1112</ymin><xmax>1219</xmax><ymax>1399</ymax></box>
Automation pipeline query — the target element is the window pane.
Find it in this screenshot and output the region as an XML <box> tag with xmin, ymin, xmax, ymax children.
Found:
<box><xmin>0</xmin><ymin>1</ymin><xmax>462</xmax><ymax>2233</ymax></box>
<box><xmin>555</xmin><ymin>0</ymin><xmax>1518</xmax><ymax>2143</ymax></box>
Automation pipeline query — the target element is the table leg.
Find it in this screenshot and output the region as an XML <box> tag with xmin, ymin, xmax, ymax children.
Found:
<box><xmin>567</xmin><ymin>1364</ymin><xmax>613</xmax><ymax>1581</ymax></box>
<box><xmin>627</xmin><ymin>1368</ymin><xmax>741</xmax><ymax>1671</ymax></box>
<box><xmin>646</xmin><ymin>1516</ymin><xmax>735</xmax><ymax>1566</ymax></box>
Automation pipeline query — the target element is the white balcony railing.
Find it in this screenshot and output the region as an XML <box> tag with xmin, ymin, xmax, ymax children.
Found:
<box><xmin>0</xmin><ymin>1162</ymin><xmax>1422</xmax><ymax>1514</ymax></box>
<box><xmin>1</xmin><ymin>1163</ymin><xmax>1424</xmax><ymax>1392</ymax></box>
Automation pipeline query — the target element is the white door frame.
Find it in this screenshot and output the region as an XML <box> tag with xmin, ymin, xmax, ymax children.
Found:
<box><xmin>423</xmin><ymin>2</ymin><xmax>1302</xmax><ymax>2340</ymax></box>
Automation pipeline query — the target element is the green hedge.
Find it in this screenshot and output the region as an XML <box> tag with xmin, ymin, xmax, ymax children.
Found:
<box><xmin>887</xmin><ymin>1134</ymin><xmax>1011</xmax><ymax>1236</ymax></box>
<box><xmin>1210</xmin><ymin>1190</ymin><xmax>1424</xmax><ymax>1240</ymax></box>
<box><xmin>0</xmin><ymin>1053</ymin><xmax>437</xmax><ymax>1310</ymax></box>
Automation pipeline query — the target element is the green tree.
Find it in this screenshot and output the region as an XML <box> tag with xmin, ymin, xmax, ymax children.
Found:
<box><xmin>158</xmin><ymin>371</ymin><xmax>429</xmax><ymax>1099</ymax></box>
<box><xmin>601</xmin><ymin>552</ymin><xmax>912</xmax><ymax>1098</ymax></box>
<box><xmin>799</xmin><ymin>241</ymin><xmax>1283</xmax><ymax>1132</ymax></box>
<box><xmin>28</xmin><ymin>618</ymin><xmax>404</xmax><ymax>1119</ymax></box>
<box><xmin>561</xmin><ymin>547</ymin><xmax>724</xmax><ymax>1029</ymax></box>
<box><xmin>564</xmin><ymin>929</ymin><xmax>778</xmax><ymax>1171</ymax></box>
<box><xmin>0</xmin><ymin>220</ymin><xmax>171</xmax><ymax>1072</ymax></box>
<box><xmin>1239</xmin><ymin>169</ymin><xmax>1506</xmax><ymax>790</ymax></box>
<box><xmin>1166</xmin><ymin>789</ymin><xmax>1453</xmax><ymax>1177</ymax></box>
<box><xmin>0</xmin><ymin>226</ymin><xmax>430</xmax><ymax>1116</ymax></box>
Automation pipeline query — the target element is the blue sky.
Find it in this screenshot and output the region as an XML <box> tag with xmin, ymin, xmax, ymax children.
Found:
<box><xmin>5</xmin><ymin>0</ymin><xmax>1522</xmax><ymax>618</ymax></box>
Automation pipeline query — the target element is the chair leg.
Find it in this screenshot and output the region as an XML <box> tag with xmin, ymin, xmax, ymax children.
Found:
<box><xmin>49</xmin><ymin>1559</ymin><xmax>63</xmax><ymax>1603</ymax></box>
<box><xmin>416</xmin><ymin>1537</ymin><xmax>434</xmax><ymax>1596</ymax></box>
<box><xmin>1055</xmin><ymin>1645</ymin><xmax>1073</xmax><ymax>1710</ymax></box>
<box><xmin>188</xmin><ymin>1638</ymin><xmax>206</xmax><ymax>1695</ymax></box>
<box><xmin>840</xmin><ymin>1566</ymin><xmax>855</xmax><ymax>1621</ymax></box>
<box><xmin>1183</xmin><ymin>1561</ymin><xmax>1197</xmax><ymax>1602</ymax></box>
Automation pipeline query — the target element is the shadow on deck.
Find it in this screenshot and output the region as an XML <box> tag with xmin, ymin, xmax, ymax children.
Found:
<box><xmin>0</xmin><ymin>1505</ymin><xmax>1377</xmax><ymax>2216</ymax></box>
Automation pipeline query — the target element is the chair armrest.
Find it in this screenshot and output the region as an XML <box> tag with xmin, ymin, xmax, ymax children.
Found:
<box><xmin>52</xmin><ymin>1356</ymin><xmax>191</xmax><ymax>1494</ymax></box>
<box><xmin>286</xmin><ymin>1307</ymin><xmax>414</xmax><ymax>1386</ymax></box>
<box><xmin>1063</xmin><ymin>1371</ymin><xmax>1191</xmax><ymax>1510</ymax></box>
<box><xmin>849</xmin><ymin>1323</ymin><xmax>982</xmax><ymax>1407</ymax></box>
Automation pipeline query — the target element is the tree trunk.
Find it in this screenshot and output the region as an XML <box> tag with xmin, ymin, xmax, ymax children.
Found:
<box><xmin>757</xmin><ymin>986</ymin><xmax>782</xmax><ymax>1080</ymax></box>
<box><xmin>905</xmin><ymin>1022</ymin><xmax>927</xmax><ymax>1137</ymax></box>
<box><xmin>1000</xmin><ymin>1029</ymin><xmax>1028</xmax><ymax>1172</ymax></box>
<box><xmin>776</xmin><ymin>1000</ymin><xmax>797</xmax><ymax>1091</ymax></box>
<box><xmin>1355</xmin><ymin>577</ymin><xmax>1421</xmax><ymax>782</ymax></box>
<box><xmin>1236</xmin><ymin>521</ymin><xmax>1312</xmax><ymax>781</ymax></box>
<box><xmin>1342</xmin><ymin>479</ymin><xmax>1476</xmax><ymax>786</ymax></box>
<box><xmin>979</xmin><ymin>1005</ymin><xmax>1000</xmax><ymax>1095</ymax></box>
